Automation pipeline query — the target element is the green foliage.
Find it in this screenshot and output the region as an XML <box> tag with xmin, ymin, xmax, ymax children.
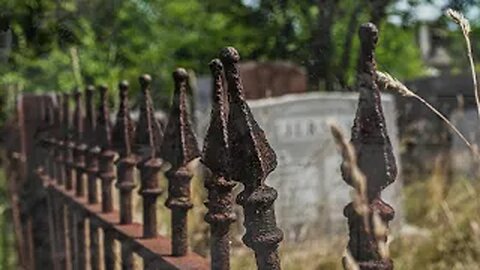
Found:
<box><xmin>0</xmin><ymin>0</ymin><xmax>477</xmax><ymax>106</ymax></box>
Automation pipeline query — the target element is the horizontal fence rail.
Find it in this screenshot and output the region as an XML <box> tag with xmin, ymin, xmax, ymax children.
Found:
<box><xmin>2</xmin><ymin>22</ymin><xmax>399</xmax><ymax>270</ymax></box>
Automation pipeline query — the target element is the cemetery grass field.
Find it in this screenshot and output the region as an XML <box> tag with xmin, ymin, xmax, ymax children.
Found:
<box><xmin>230</xmin><ymin>173</ymin><xmax>480</xmax><ymax>270</ymax></box>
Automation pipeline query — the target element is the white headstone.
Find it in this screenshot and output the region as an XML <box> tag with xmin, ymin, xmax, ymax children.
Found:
<box><xmin>198</xmin><ymin>92</ymin><xmax>403</xmax><ymax>242</ymax></box>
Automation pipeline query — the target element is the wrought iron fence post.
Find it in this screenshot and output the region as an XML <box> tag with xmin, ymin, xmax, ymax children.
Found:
<box><xmin>62</xmin><ymin>93</ymin><xmax>74</xmax><ymax>191</ymax></box>
<box><xmin>52</xmin><ymin>94</ymin><xmax>68</xmax><ymax>269</ymax></box>
<box><xmin>219</xmin><ymin>47</ymin><xmax>283</xmax><ymax>270</ymax></box>
<box><xmin>85</xmin><ymin>85</ymin><xmax>100</xmax><ymax>205</ymax></box>
<box><xmin>61</xmin><ymin>93</ymin><xmax>73</xmax><ymax>270</ymax></box>
<box><xmin>95</xmin><ymin>85</ymin><xmax>116</xmax><ymax>270</ymax></box>
<box><xmin>341</xmin><ymin>23</ymin><xmax>397</xmax><ymax>270</ymax></box>
<box><xmin>202</xmin><ymin>59</ymin><xmax>237</xmax><ymax>270</ymax></box>
<box><xmin>160</xmin><ymin>68</ymin><xmax>200</xmax><ymax>256</ymax></box>
<box><xmin>135</xmin><ymin>74</ymin><xmax>164</xmax><ymax>238</ymax></box>
<box><xmin>97</xmin><ymin>85</ymin><xmax>116</xmax><ymax>213</ymax></box>
<box><xmin>112</xmin><ymin>80</ymin><xmax>136</xmax><ymax>270</ymax></box>
<box><xmin>72</xmin><ymin>90</ymin><xmax>87</xmax><ymax>270</ymax></box>
<box><xmin>54</xmin><ymin>94</ymin><xmax>65</xmax><ymax>186</ymax></box>
<box><xmin>73</xmin><ymin>90</ymin><xmax>87</xmax><ymax>198</ymax></box>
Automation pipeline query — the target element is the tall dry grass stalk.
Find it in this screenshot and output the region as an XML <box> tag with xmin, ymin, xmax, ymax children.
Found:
<box><xmin>330</xmin><ymin>124</ymin><xmax>392</xmax><ymax>265</ymax></box>
<box><xmin>376</xmin><ymin>71</ymin><xmax>478</xmax><ymax>158</ymax></box>
<box><xmin>330</xmin><ymin>123</ymin><xmax>369</xmax><ymax>228</ymax></box>
<box><xmin>445</xmin><ymin>9</ymin><xmax>480</xmax><ymax>121</ymax></box>
<box><xmin>69</xmin><ymin>46</ymin><xmax>83</xmax><ymax>88</ymax></box>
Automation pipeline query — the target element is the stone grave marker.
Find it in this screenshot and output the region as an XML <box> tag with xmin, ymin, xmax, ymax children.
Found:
<box><xmin>198</xmin><ymin>92</ymin><xmax>403</xmax><ymax>242</ymax></box>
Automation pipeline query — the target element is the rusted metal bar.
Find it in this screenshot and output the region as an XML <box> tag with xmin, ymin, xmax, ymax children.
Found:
<box><xmin>90</xmin><ymin>221</ymin><xmax>101</xmax><ymax>270</ymax></box>
<box><xmin>73</xmin><ymin>90</ymin><xmax>87</xmax><ymax>197</ymax></box>
<box><xmin>112</xmin><ymin>81</ymin><xmax>136</xmax><ymax>270</ymax></box>
<box><xmin>85</xmin><ymin>85</ymin><xmax>100</xmax><ymax>205</ymax></box>
<box><xmin>201</xmin><ymin>59</ymin><xmax>237</xmax><ymax>270</ymax></box>
<box><xmin>97</xmin><ymin>85</ymin><xmax>116</xmax><ymax>213</ymax></box>
<box><xmin>49</xmin><ymin>184</ymin><xmax>209</xmax><ymax>269</ymax></box>
<box><xmin>51</xmin><ymin>98</ymin><xmax>68</xmax><ymax>269</ymax></box>
<box><xmin>84</xmin><ymin>85</ymin><xmax>102</xmax><ymax>270</ymax></box>
<box><xmin>60</xmin><ymin>93</ymin><xmax>74</xmax><ymax>270</ymax></box>
<box><xmin>62</xmin><ymin>93</ymin><xmax>75</xmax><ymax>191</ymax></box>
<box><xmin>340</xmin><ymin>23</ymin><xmax>397</xmax><ymax>270</ymax></box>
<box><xmin>160</xmin><ymin>68</ymin><xmax>200</xmax><ymax>256</ymax></box>
<box><xmin>219</xmin><ymin>47</ymin><xmax>283</xmax><ymax>270</ymax></box>
<box><xmin>72</xmin><ymin>90</ymin><xmax>88</xmax><ymax>270</ymax></box>
<box><xmin>95</xmin><ymin>85</ymin><xmax>117</xmax><ymax>269</ymax></box>
<box><xmin>135</xmin><ymin>74</ymin><xmax>164</xmax><ymax>238</ymax></box>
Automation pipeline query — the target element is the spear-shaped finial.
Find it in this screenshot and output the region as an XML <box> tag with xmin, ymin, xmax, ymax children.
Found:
<box><xmin>112</xmin><ymin>81</ymin><xmax>135</xmax><ymax>157</ymax></box>
<box><xmin>220</xmin><ymin>47</ymin><xmax>277</xmax><ymax>187</ymax></box>
<box><xmin>346</xmin><ymin>23</ymin><xmax>397</xmax><ymax>198</ymax></box>
<box><xmin>135</xmin><ymin>75</ymin><xmax>163</xmax><ymax>160</ymax></box>
<box><xmin>73</xmin><ymin>89</ymin><xmax>84</xmax><ymax>143</ymax></box>
<box><xmin>85</xmin><ymin>85</ymin><xmax>96</xmax><ymax>140</ymax></box>
<box><xmin>341</xmin><ymin>22</ymin><xmax>396</xmax><ymax>270</ymax></box>
<box><xmin>202</xmin><ymin>59</ymin><xmax>230</xmax><ymax>175</ymax></box>
<box><xmin>97</xmin><ymin>85</ymin><xmax>112</xmax><ymax>149</ymax></box>
<box><xmin>201</xmin><ymin>58</ymin><xmax>237</xmax><ymax>270</ymax></box>
<box><xmin>62</xmin><ymin>93</ymin><xmax>71</xmax><ymax>141</ymax></box>
<box><xmin>160</xmin><ymin>68</ymin><xmax>200</xmax><ymax>256</ymax></box>
<box><xmin>160</xmin><ymin>68</ymin><xmax>200</xmax><ymax>169</ymax></box>
<box><xmin>220</xmin><ymin>47</ymin><xmax>283</xmax><ymax>270</ymax></box>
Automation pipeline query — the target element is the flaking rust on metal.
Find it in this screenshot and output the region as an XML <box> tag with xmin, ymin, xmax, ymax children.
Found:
<box><xmin>341</xmin><ymin>23</ymin><xmax>396</xmax><ymax>270</ymax></box>
<box><xmin>220</xmin><ymin>47</ymin><xmax>283</xmax><ymax>270</ymax></box>
<box><xmin>112</xmin><ymin>80</ymin><xmax>137</xmax><ymax>225</ymax></box>
<box><xmin>201</xmin><ymin>58</ymin><xmax>237</xmax><ymax>270</ymax></box>
<box><xmin>134</xmin><ymin>75</ymin><xmax>164</xmax><ymax>238</ymax></box>
<box><xmin>73</xmin><ymin>89</ymin><xmax>87</xmax><ymax>197</ymax></box>
<box><xmin>96</xmin><ymin>85</ymin><xmax>116</xmax><ymax>213</ymax></box>
<box><xmin>84</xmin><ymin>85</ymin><xmax>100</xmax><ymax>204</ymax></box>
<box><xmin>160</xmin><ymin>68</ymin><xmax>200</xmax><ymax>256</ymax></box>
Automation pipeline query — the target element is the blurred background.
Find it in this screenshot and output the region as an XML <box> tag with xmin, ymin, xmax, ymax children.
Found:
<box><xmin>2</xmin><ymin>0</ymin><xmax>480</xmax><ymax>269</ymax></box>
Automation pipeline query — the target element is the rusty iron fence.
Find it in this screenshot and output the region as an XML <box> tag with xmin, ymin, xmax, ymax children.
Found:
<box><xmin>2</xmin><ymin>22</ymin><xmax>398</xmax><ymax>270</ymax></box>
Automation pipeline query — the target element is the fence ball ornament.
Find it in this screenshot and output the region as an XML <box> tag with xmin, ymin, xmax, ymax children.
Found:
<box><xmin>341</xmin><ymin>23</ymin><xmax>397</xmax><ymax>270</ymax></box>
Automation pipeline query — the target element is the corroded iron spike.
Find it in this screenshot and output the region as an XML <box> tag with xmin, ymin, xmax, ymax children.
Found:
<box><xmin>85</xmin><ymin>85</ymin><xmax>100</xmax><ymax>204</ymax></box>
<box><xmin>136</xmin><ymin>74</ymin><xmax>164</xmax><ymax>238</ymax></box>
<box><xmin>345</xmin><ymin>23</ymin><xmax>397</xmax><ymax>198</ymax></box>
<box><xmin>161</xmin><ymin>68</ymin><xmax>200</xmax><ymax>256</ymax></box>
<box><xmin>201</xmin><ymin>58</ymin><xmax>237</xmax><ymax>270</ymax></box>
<box><xmin>341</xmin><ymin>23</ymin><xmax>396</xmax><ymax>270</ymax></box>
<box><xmin>112</xmin><ymin>80</ymin><xmax>137</xmax><ymax>225</ymax></box>
<box><xmin>96</xmin><ymin>85</ymin><xmax>116</xmax><ymax>213</ymax></box>
<box><xmin>97</xmin><ymin>85</ymin><xmax>112</xmax><ymax>149</ymax></box>
<box><xmin>202</xmin><ymin>59</ymin><xmax>230</xmax><ymax>175</ymax></box>
<box><xmin>160</xmin><ymin>68</ymin><xmax>200</xmax><ymax>169</ymax></box>
<box><xmin>112</xmin><ymin>80</ymin><xmax>135</xmax><ymax>157</ymax></box>
<box><xmin>73</xmin><ymin>89</ymin><xmax>84</xmax><ymax>142</ymax></box>
<box><xmin>85</xmin><ymin>85</ymin><xmax>96</xmax><ymax>139</ymax></box>
<box><xmin>219</xmin><ymin>47</ymin><xmax>283</xmax><ymax>270</ymax></box>
<box><xmin>219</xmin><ymin>47</ymin><xmax>277</xmax><ymax>187</ymax></box>
<box><xmin>135</xmin><ymin>74</ymin><xmax>163</xmax><ymax>160</ymax></box>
